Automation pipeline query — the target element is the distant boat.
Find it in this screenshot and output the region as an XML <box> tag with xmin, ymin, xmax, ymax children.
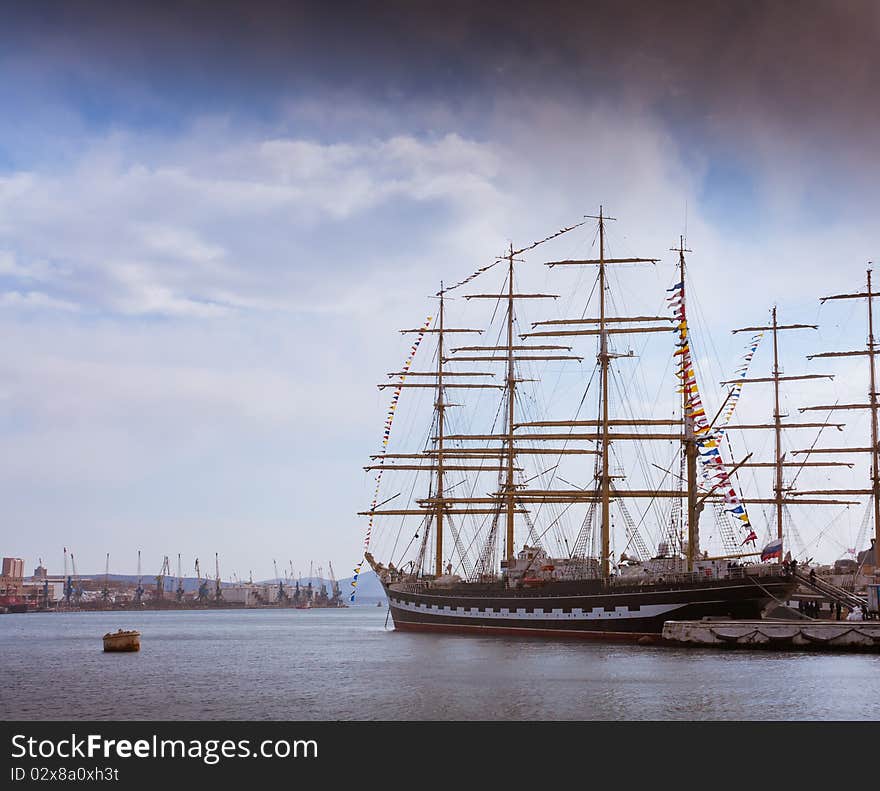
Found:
<box><xmin>103</xmin><ymin>629</ymin><xmax>140</xmax><ymax>652</ymax></box>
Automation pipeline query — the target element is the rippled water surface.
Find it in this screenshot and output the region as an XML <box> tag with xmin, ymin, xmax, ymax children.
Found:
<box><xmin>2</xmin><ymin>607</ymin><xmax>878</xmax><ymax>720</ymax></box>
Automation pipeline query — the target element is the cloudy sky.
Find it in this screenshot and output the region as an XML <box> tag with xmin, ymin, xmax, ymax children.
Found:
<box><xmin>1</xmin><ymin>0</ymin><xmax>879</xmax><ymax>578</ymax></box>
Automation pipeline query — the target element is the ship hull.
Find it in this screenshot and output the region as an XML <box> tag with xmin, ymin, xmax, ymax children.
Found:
<box><xmin>383</xmin><ymin>570</ymin><xmax>796</xmax><ymax>641</ymax></box>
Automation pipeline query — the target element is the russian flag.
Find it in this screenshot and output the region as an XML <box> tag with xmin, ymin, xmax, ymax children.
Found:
<box><xmin>760</xmin><ymin>537</ymin><xmax>784</xmax><ymax>562</ymax></box>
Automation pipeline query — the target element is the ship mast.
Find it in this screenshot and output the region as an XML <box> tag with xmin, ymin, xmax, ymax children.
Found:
<box><xmin>363</xmin><ymin>308</ymin><xmax>500</xmax><ymax>568</ymax></box>
<box><xmin>727</xmin><ymin>310</ymin><xmax>839</xmax><ymax>545</ymax></box>
<box><xmin>366</xmin><ymin>255</ymin><xmax>575</xmax><ymax>572</ymax></box>
<box><xmin>436</xmin><ymin>286</ymin><xmax>446</xmax><ymax>576</ymax></box>
<box><xmin>598</xmin><ymin>211</ymin><xmax>611</xmax><ymax>577</ymax></box>
<box><xmin>870</xmin><ymin>270</ymin><xmax>879</xmax><ymax>566</ymax></box>
<box><xmin>505</xmin><ymin>245</ymin><xmax>517</xmax><ymax>563</ymax></box>
<box><xmin>673</xmin><ymin>237</ymin><xmax>699</xmax><ymax>571</ymax></box>
<box><xmin>525</xmin><ymin>207</ymin><xmax>668</xmax><ymax>579</ymax></box>
<box><xmin>449</xmin><ymin>252</ymin><xmax>565</xmax><ymax>570</ymax></box>
<box><xmin>870</xmin><ymin>269</ymin><xmax>879</xmax><ymax>566</ymax></box>
<box><xmin>798</xmin><ymin>268</ymin><xmax>880</xmax><ymax>566</ymax></box>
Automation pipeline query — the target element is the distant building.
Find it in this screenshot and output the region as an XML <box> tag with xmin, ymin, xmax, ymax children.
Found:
<box><xmin>1</xmin><ymin>557</ymin><xmax>26</xmax><ymax>603</ymax></box>
<box><xmin>33</xmin><ymin>564</ymin><xmax>47</xmax><ymax>579</ymax></box>
<box><xmin>21</xmin><ymin>579</ymin><xmax>64</xmax><ymax>605</ymax></box>
<box><xmin>2</xmin><ymin>558</ymin><xmax>24</xmax><ymax>579</ymax></box>
<box><xmin>223</xmin><ymin>584</ymin><xmax>277</xmax><ymax>606</ymax></box>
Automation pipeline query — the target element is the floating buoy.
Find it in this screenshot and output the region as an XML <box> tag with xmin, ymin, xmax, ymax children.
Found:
<box><xmin>103</xmin><ymin>629</ymin><xmax>140</xmax><ymax>652</ymax></box>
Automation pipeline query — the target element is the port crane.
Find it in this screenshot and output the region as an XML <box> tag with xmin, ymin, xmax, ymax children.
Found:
<box><xmin>195</xmin><ymin>558</ymin><xmax>210</xmax><ymax>603</ymax></box>
<box><xmin>134</xmin><ymin>550</ymin><xmax>144</xmax><ymax>603</ymax></box>
<box><xmin>156</xmin><ymin>555</ymin><xmax>171</xmax><ymax>600</ymax></box>
<box><xmin>214</xmin><ymin>553</ymin><xmax>222</xmax><ymax>602</ymax></box>
<box><xmin>316</xmin><ymin>565</ymin><xmax>328</xmax><ymax>604</ymax></box>
<box><xmin>69</xmin><ymin>552</ymin><xmax>83</xmax><ymax>604</ymax></box>
<box><xmin>274</xmin><ymin>559</ymin><xmax>287</xmax><ymax>603</ymax></box>
<box><xmin>37</xmin><ymin>557</ymin><xmax>49</xmax><ymax>608</ymax></box>
<box><xmin>62</xmin><ymin>547</ymin><xmax>73</xmax><ymax>605</ymax></box>
<box><xmin>288</xmin><ymin>560</ymin><xmax>301</xmax><ymax>604</ymax></box>
<box><xmin>175</xmin><ymin>554</ymin><xmax>185</xmax><ymax>601</ymax></box>
<box><xmin>101</xmin><ymin>553</ymin><xmax>111</xmax><ymax>602</ymax></box>
<box><xmin>328</xmin><ymin>561</ymin><xmax>341</xmax><ymax>606</ymax></box>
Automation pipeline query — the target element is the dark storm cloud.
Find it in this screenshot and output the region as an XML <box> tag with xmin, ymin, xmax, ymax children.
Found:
<box><xmin>3</xmin><ymin>0</ymin><xmax>879</xmax><ymax>149</ymax></box>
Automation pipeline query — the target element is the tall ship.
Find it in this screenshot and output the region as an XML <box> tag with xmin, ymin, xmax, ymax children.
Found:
<box><xmin>354</xmin><ymin>209</ymin><xmax>866</xmax><ymax>640</ymax></box>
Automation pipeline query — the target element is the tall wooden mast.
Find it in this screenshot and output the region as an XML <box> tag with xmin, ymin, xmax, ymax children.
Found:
<box><xmin>505</xmin><ymin>245</ymin><xmax>517</xmax><ymax>563</ymax></box>
<box><xmin>440</xmin><ymin>255</ymin><xmax>563</xmax><ymax>571</ymax></box>
<box><xmin>363</xmin><ymin>315</ymin><xmax>501</xmax><ymax>558</ymax></box>
<box><xmin>722</xmin><ymin>312</ymin><xmax>853</xmax><ymax>552</ymax></box>
<box><xmin>524</xmin><ymin>207</ymin><xmax>664</xmax><ymax>579</ymax></box>
<box><xmin>598</xmin><ymin>210</ymin><xmax>611</xmax><ymax>578</ymax></box>
<box><xmin>870</xmin><ymin>270</ymin><xmax>879</xmax><ymax>569</ymax></box>
<box><xmin>435</xmin><ymin>286</ymin><xmax>446</xmax><ymax>576</ymax></box>
<box><xmin>771</xmin><ymin>307</ymin><xmax>783</xmax><ymax>541</ymax></box>
<box><xmin>673</xmin><ymin>237</ymin><xmax>699</xmax><ymax>571</ymax></box>
<box><xmin>799</xmin><ymin>268</ymin><xmax>880</xmax><ymax>569</ymax></box>
<box><xmin>728</xmin><ymin>311</ymin><xmax>843</xmax><ymax>549</ymax></box>
<box><xmin>363</xmin><ymin>269</ymin><xmax>565</xmax><ymax>571</ymax></box>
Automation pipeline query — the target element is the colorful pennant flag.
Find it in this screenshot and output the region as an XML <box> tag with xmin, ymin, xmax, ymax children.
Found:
<box><xmin>351</xmin><ymin>313</ymin><xmax>434</xmax><ymax>601</ymax></box>
<box><xmin>669</xmin><ymin>279</ymin><xmax>755</xmax><ymax>540</ymax></box>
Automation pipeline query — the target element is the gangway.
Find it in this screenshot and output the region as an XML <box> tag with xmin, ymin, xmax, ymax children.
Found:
<box><xmin>793</xmin><ymin>568</ymin><xmax>868</xmax><ymax>612</ymax></box>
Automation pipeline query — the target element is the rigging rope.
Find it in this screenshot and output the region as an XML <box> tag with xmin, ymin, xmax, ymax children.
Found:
<box><xmin>351</xmin><ymin>313</ymin><xmax>434</xmax><ymax>601</ymax></box>
<box><xmin>437</xmin><ymin>220</ymin><xmax>588</xmax><ymax>296</ymax></box>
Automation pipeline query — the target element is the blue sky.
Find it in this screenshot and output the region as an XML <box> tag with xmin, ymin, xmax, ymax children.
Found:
<box><xmin>1</xmin><ymin>1</ymin><xmax>879</xmax><ymax>578</ymax></box>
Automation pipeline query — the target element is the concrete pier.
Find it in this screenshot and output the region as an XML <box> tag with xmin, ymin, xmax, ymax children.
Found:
<box><xmin>661</xmin><ymin>619</ymin><xmax>880</xmax><ymax>651</ymax></box>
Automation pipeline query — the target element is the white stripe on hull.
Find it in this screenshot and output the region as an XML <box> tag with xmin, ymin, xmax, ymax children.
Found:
<box><xmin>389</xmin><ymin>597</ymin><xmax>700</xmax><ymax>621</ymax></box>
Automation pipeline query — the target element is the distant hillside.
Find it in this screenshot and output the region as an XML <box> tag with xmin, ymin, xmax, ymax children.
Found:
<box><xmin>339</xmin><ymin>570</ymin><xmax>384</xmax><ymax>600</ymax></box>
<box><xmin>257</xmin><ymin>571</ymin><xmax>385</xmax><ymax>601</ymax></box>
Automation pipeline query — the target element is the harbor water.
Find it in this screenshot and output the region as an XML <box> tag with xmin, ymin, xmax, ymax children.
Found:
<box><xmin>2</xmin><ymin>606</ymin><xmax>878</xmax><ymax>720</ymax></box>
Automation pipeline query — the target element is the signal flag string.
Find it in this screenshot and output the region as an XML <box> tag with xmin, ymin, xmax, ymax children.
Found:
<box><xmin>669</xmin><ymin>281</ymin><xmax>757</xmax><ymax>541</ymax></box>
<box><xmin>350</xmin><ymin>313</ymin><xmax>434</xmax><ymax>601</ymax></box>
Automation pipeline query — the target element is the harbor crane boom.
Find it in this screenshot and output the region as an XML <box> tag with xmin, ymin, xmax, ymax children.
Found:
<box><xmin>135</xmin><ymin>550</ymin><xmax>144</xmax><ymax>603</ymax></box>
<box><xmin>63</xmin><ymin>547</ymin><xmax>73</xmax><ymax>605</ymax></box>
<box><xmin>70</xmin><ymin>552</ymin><xmax>82</xmax><ymax>603</ymax></box>
<box><xmin>101</xmin><ymin>553</ymin><xmax>111</xmax><ymax>601</ymax></box>
<box><xmin>328</xmin><ymin>561</ymin><xmax>341</xmax><ymax>605</ymax></box>
<box><xmin>195</xmin><ymin>558</ymin><xmax>210</xmax><ymax>603</ymax></box>
<box><xmin>274</xmin><ymin>559</ymin><xmax>286</xmax><ymax>603</ymax></box>
<box><xmin>214</xmin><ymin>553</ymin><xmax>222</xmax><ymax>602</ymax></box>
<box><xmin>156</xmin><ymin>555</ymin><xmax>171</xmax><ymax>600</ymax></box>
<box><xmin>176</xmin><ymin>553</ymin><xmax>185</xmax><ymax>601</ymax></box>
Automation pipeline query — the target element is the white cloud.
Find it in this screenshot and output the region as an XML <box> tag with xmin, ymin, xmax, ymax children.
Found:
<box><xmin>0</xmin><ymin>129</ymin><xmax>507</xmax><ymax>321</ymax></box>
<box><xmin>0</xmin><ymin>290</ymin><xmax>81</xmax><ymax>312</ymax></box>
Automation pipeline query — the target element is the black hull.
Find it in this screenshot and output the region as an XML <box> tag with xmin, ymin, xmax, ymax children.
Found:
<box><xmin>383</xmin><ymin>571</ymin><xmax>797</xmax><ymax>641</ymax></box>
